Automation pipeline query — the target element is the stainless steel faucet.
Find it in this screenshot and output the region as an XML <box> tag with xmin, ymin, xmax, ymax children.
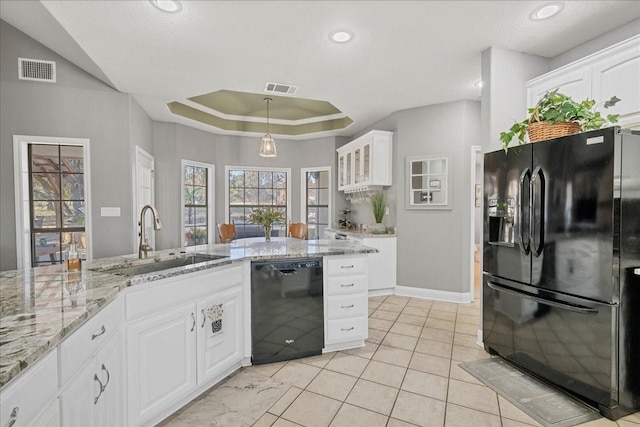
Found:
<box><xmin>138</xmin><ymin>204</ymin><xmax>162</xmax><ymax>258</ymax></box>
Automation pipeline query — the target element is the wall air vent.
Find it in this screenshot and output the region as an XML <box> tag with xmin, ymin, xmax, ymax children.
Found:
<box><xmin>18</xmin><ymin>58</ymin><xmax>56</xmax><ymax>83</ymax></box>
<box><xmin>264</xmin><ymin>82</ymin><xmax>299</xmax><ymax>95</ymax></box>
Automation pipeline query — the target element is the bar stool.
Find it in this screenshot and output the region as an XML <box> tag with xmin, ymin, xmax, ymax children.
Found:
<box><xmin>288</xmin><ymin>223</ymin><xmax>308</xmax><ymax>240</ymax></box>
<box><xmin>217</xmin><ymin>222</ymin><xmax>236</xmax><ymax>243</ymax></box>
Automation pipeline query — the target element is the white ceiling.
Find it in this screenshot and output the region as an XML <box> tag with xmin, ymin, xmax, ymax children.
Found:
<box><xmin>2</xmin><ymin>0</ymin><xmax>639</xmax><ymax>139</ymax></box>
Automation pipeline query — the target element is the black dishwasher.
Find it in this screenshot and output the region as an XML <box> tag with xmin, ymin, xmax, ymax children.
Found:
<box><xmin>251</xmin><ymin>258</ymin><xmax>324</xmax><ymax>364</ymax></box>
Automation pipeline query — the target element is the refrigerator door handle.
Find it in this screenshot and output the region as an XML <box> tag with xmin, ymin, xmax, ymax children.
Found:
<box><xmin>486</xmin><ymin>281</ymin><xmax>599</xmax><ymax>315</ymax></box>
<box><xmin>518</xmin><ymin>168</ymin><xmax>531</xmax><ymax>255</ymax></box>
<box><xmin>530</xmin><ymin>167</ymin><xmax>545</xmax><ymax>257</ymax></box>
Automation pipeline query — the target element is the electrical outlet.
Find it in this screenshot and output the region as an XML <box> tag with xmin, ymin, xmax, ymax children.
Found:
<box><xmin>385</xmin><ymin>207</ymin><xmax>389</xmax><ymax>215</ymax></box>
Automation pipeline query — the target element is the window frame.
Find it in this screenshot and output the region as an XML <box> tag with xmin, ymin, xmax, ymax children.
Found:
<box><xmin>224</xmin><ymin>165</ymin><xmax>292</xmax><ymax>238</ymax></box>
<box><xmin>181</xmin><ymin>159</ymin><xmax>215</xmax><ymax>247</ymax></box>
<box><xmin>300</xmin><ymin>166</ymin><xmax>332</xmax><ymax>240</ymax></box>
<box><xmin>13</xmin><ymin>135</ymin><xmax>92</xmax><ymax>269</ymax></box>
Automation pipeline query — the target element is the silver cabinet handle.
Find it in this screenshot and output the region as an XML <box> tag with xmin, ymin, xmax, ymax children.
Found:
<box><xmin>341</xmin><ymin>283</ymin><xmax>355</xmax><ymax>288</ymax></box>
<box><xmin>341</xmin><ymin>304</ymin><xmax>355</xmax><ymax>309</ymax></box>
<box><xmin>341</xmin><ymin>327</ymin><xmax>355</xmax><ymax>332</ymax></box>
<box><xmin>91</xmin><ymin>325</ymin><xmax>106</xmax><ymax>340</ymax></box>
<box><xmin>93</xmin><ymin>374</ymin><xmax>104</xmax><ymax>404</ymax></box>
<box><xmin>5</xmin><ymin>407</ymin><xmax>18</xmax><ymax>427</ymax></box>
<box><xmin>190</xmin><ymin>313</ymin><xmax>196</xmax><ymax>332</ymax></box>
<box><xmin>100</xmin><ymin>364</ymin><xmax>110</xmax><ymax>392</ymax></box>
<box><xmin>201</xmin><ymin>309</ymin><xmax>206</xmax><ymax>328</ymax></box>
<box><xmin>341</xmin><ymin>265</ymin><xmax>354</xmax><ymax>269</ymax></box>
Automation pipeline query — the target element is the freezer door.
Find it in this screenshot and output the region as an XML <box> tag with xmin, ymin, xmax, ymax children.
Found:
<box><xmin>483</xmin><ymin>275</ymin><xmax>617</xmax><ymax>416</ymax></box>
<box><xmin>532</xmin><ymin>128</ymin><xmax>616</xmax><ymax>302</ymax></box>
<box><xmin>483</xmin><ymin>144</ymin><xmax>532</xmax><ymax>284</ymax></box>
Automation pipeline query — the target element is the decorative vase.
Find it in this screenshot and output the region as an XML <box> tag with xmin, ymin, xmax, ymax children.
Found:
<box><xmin>264</xmin><ymin>225</ymin><xmax>272</xmax><ymax>242</ymax></box>
<box><xmin>370</xmin><ymin>223</ymin><xmax>387</xmax><ymax>234</ymax></box>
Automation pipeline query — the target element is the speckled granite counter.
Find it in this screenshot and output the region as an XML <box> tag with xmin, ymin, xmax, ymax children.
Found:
<box><xmin>0</xmin><ymin>238</ymin><xmax>375</xmax><ymax>388</ymax></box>
<box><xmin>326</xmin><ymin>227</ymin><xmax>397</xmax><ymax>238</ymax></box>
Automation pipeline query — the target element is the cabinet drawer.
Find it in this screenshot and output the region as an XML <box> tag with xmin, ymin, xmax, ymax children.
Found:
<box><xmin>0</xmin><ymin>349</ymin><xmax>58</xmax><ymax>427</ymax></box>
<box><xmin>60</xmin><ymin>296</ymin><xmax>123</xmax><ymax>386</ymax></box>
<box><xmin>326</xmin><ymin>275</ymin><xmax>367</xmax><ymax>296</ymax></box>
<box><xmin>326</xmin><ymin>256</ymin><xmax>366</xmax><ymax>276</ymax></box>
<box><xmin>327</xmin><ymin>295</ymin><xmax>366</xmax><ymax>320</ymax></box>
<box><xmin>326</xmin><ymin>317</ymin><xmax>367</xmax><ymax>343</ymax></box>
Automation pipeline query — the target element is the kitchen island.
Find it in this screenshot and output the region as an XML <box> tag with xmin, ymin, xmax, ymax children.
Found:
<box><xmin>0</xmin><ymin>238</ymin><xmax>376</xmax><ymax>426</ymax></box>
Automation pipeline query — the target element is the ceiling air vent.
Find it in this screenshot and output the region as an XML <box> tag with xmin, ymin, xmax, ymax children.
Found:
<box><xmin>18</xmin><ymin>58</ymin><xmax>56</xmax><ymax>83</ymax></box>
<box><xmin>264</xmin><ymin>82</ymin><xmax>299</xmax><ymax>95</ymax></box>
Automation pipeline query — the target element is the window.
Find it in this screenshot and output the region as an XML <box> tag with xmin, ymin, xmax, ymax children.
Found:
<box><xmin>226</xmin><ymin>166</ymin><xmax>290</xmax><ymax>239</ymax></box>
<box><xmin>302</xmin><ymin>167</ymin><xmax>331</xmax><ymax>240</ymax></box>
<box><xmin>182</xmin><ymin>161</ymin><xmax>214</xmax><ymax>246</ymax></box>
<box><xmin>14</xmin><ymin>136</ymin><xmax>91</xmax><ymax>269</ymax></box>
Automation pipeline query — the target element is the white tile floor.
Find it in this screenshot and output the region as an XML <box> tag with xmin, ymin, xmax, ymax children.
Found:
<box><xmin>181</xmin><ymin>295</ymin><xmax>640</xmax><ymax>427</ymax></box>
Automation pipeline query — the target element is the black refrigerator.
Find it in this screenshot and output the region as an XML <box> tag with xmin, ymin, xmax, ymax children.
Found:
<box><xmin>482</xmin><ymin>127</ymin><xmax>640</xmax><ymax>420</ymax></box>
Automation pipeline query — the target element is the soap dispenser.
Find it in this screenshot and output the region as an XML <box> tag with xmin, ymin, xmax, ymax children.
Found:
<box><xmin>66</xmin><ymin>234</ymin><xmax>81</xmax><ymax>271</ymax></box>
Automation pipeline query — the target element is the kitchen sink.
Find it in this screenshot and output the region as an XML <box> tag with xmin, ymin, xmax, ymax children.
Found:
<box><xmin>97</xmin><ymin>254</ymin><xmax>228</xmax><ymax>277</ymax></box>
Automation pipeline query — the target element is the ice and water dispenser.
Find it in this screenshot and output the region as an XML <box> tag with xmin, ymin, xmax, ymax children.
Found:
<box><xmin>488</xmin><ymin>198</ymin><xmax>516</xmax><ymax>245</ymax></box>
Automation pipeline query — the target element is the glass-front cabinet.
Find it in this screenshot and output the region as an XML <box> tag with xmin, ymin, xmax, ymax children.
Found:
<box><xmin>337</xmin><ymin>130</ymin><xmax>393</xmax><ymax>191</ymax></box>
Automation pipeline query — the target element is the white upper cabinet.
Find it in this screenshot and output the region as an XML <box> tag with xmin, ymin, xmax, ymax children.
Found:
<box><xmin>526</xmin><ymin>35</ymin><xmax>640</xmax><ymax>129</ymax></box>
<box><xmin>337</xmin><ymin>130</ymin><xmax>393</xmax><ymax>192</ymax></box>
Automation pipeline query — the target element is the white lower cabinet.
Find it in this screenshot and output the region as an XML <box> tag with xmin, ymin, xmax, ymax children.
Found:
<box><xmin>32</xmin><ymin>399</ymin><xmax>61</xmax><ymax>427</ymax></box>
<box><xmin>324</xmin><ymin>255</ymin><xmax>368</xmax><ymax>352</ymax></box>
<box><xmin>61</xmin><ymin>330</ymin><xmax>125</xmax><ymax>427</ymax></box>
<box><xmin>127</xmin><ymin>304</ymin><xmax>197</xmax><ymax>426</ymax></box>
<box><xmin>126</xmin><ymin>265</ymin><xmax>244</xmax><ymax>426</ymax></box>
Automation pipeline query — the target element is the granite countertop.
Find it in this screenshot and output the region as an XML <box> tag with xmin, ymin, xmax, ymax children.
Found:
<box><xmin>326</xmin><ymin>227</ymin><xmax>397</xmax><ymax>238</ymax></box>
<box><xmin>0</xmin><ymin>238</ymin><xmax>376</xmax><ymax>388</ymax></box>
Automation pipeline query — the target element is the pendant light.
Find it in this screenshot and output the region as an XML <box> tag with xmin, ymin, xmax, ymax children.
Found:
<box><xmin>259</xmin><ymin>98</ymin><xmax>277</xmax><ymax>157</ymax></box>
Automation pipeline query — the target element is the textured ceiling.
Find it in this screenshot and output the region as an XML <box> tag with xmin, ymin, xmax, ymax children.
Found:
<box><xmin>1</xmin><ymin>0</ymin><xmax>639</xmax><ymax>139</ymax></box>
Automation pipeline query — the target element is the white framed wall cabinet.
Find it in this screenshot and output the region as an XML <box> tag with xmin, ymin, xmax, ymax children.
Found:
<box><xmin>527</xmin><ymin>35</ymin><xmax>640</xmax><ymax>129</ymax></box>
<box><xmin>337</xmin><ymin>130</ymin><xmax>393</xmax><ymax>192</ymax></box>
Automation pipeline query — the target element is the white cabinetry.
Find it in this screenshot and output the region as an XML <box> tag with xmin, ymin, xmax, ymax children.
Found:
<box><xmin>0</xmin><ymin>350</ymin><xmax>59</xmax><ymax>427</ymax></box>
<box><xmin>346</xmin><ymin>235</ymin><xmax>397</xmax><ymax>294</ymax></box>
<box><xmin>126</xmin><ymin>264</ymin><xmax>244</xmax><ymax>426</ymax></box>
<box><xmin>527</xmin><ymin>35</ymin><xmax>640</xmax><ymax>128</ymax></box>
<box><xmin>324</xmin><ymin>255</ymin><xmax>368</xmax><ymax>352</ymax></box>
<box><xmin>337</xmin><ymin>130</ymin><xmax>393</xmax><ymax>192</ymax></box>
<box><xmin>59</xmin><ymin>296</ymin><xmax>125</xmax><ymax>427</ymax></box>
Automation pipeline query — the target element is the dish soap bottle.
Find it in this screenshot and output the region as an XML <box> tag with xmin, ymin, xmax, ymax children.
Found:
<box><xmin>66</xmin><ymin>234</ymin><xmax>81</xmax><ymax>271</ymax></box>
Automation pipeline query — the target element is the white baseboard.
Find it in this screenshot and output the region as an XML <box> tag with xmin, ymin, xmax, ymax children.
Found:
<box><xmin>368</xmin><ymin>288</ymin><xmax>394</xmax><ymax>297</ymax></box>
<box><xmin>476</xmin><ymin>328</ymin><xmax>483</xmax><ymax>347</ymax></box>
<box><xmin>394</xmin><ymin>286</ymin><xmax>474</xmax><ymax>304</ymax></box>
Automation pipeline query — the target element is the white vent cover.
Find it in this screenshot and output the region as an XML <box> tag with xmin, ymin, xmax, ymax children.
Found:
<box><xmin>18</xmin><ymin>58</ymin><xmax>56</xmax><ymax>83</ymax></box>
<box><xmin>264</xmin><ymin>82</ymin><xmax>299</xmax><ymax>95</ymax></box>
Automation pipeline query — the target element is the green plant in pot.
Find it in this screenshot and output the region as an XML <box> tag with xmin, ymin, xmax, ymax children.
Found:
<box><xmin>248</xmin><ymin>207</ymin><xmax>285</xmax><ymax>242</ymax></box>
<box><xmin>370</xmin><ymin>191</ymin><xmax>387</xmax><ymax>234</ymax></box>
<box><xmin>499</xmin><ymin>90</ymin><xmax>621</xmax><ymax>152</ymax></box>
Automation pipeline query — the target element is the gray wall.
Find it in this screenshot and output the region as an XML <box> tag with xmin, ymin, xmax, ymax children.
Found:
<box><xmin>346</xmin><ymin>100</ymin><xmax>481</xmax><ymax>293</ymax></box>
<box><xmin>152</xmin><ymin>123</ymin><xmax>338</xmax><ymax>249</ymax></box>
<box><xmin>0</xmin><ymin>20</ymin><xmax>152</xmax><ymax>270</ymax></box>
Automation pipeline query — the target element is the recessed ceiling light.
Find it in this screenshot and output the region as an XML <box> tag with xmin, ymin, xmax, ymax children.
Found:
<box><xmin>530</xmin><ymin>3</ymin><xmax>564</xmax><ymax>21</ymax></box>
<box><xmin>474</xmin><ymin>80</ymin><xmax>483</xmax><ymax>88</ymax></box>
<box><xmin>150</xmin><ymin>0</ymin><xmax>182</xmax><ymax>13</ymax></box>
<box><xmin>330</xmin><ymin>31</ymin><xmax>353</xmax><ymax>43</ymax></box>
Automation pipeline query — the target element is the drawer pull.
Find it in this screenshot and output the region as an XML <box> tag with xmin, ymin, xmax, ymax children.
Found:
<box><xmin>100</xmin><ymin>364</ymin><xmax>110</xmax><ymax>392</ymax></box>
<box><xmin>341</xmin><ymin>304</ymin><xmax>355</xmax><ymax>309</ymax></box>
<box><xmin>94</xmin><ymin>374</ymin><xmax>104</xmax><ymax>404</ymax></box>
<box><xmin>341</xmin><ymin>327</ymin><xmax>355</xmax><ymax>332</ymax></box>
<box><xmin>190</xmin><ymin>313</ymin><xmax>196</xmax><ymax>332</ymax></box>
<box><xmin>5</xmin><ymin>407</ymin><xmax>18</xmax><ymax>427</ymax></box>
<box><xmin>341</xmin><ymin>283</ymin><xmax>355</xmax><ymax>288</ymax></box>
<box><xmin>91</xmin><ymin>325</ymin><xmax>106</xmax><ymax>340</ymax></box>
<box><xmin>341</xmin><ymin>265</ymin><xmax>355</xmax><ymax>269</ymax></box>
<box><xmin>201</xmin><ymin>309</ymin><xmax>206</xmax><ymax>328</ymax></box>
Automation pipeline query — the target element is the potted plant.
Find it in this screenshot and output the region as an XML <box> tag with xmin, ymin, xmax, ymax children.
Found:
<box><xmin>499</xmin><ymin>90</ymin><xmax>620</xmax><ymax>152</ymax></box>
<box><xmin>370</xmin><ymin>191</ymin><xmax>387</xmax><ymax>234</ymax></box>
<box><xmin>248</xmin><ymin>207</ymin><xmax>285</xmax><ymax>242</ymax></box>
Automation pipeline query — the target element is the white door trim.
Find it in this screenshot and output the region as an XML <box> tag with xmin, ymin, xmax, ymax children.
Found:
<box><xmin>13</xmin><ymin>135</ymin><xmax>92</xmax><ymax>269</ymax></box>
<box><xmin>469</xmin><ymin>145</ymin><xmax>482</xmax><ymax>299</ymax></box>
<box><xmin>134</xmin><ymin>146</ymin><xmax>155</xmax><ymax>252</ymax></box>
